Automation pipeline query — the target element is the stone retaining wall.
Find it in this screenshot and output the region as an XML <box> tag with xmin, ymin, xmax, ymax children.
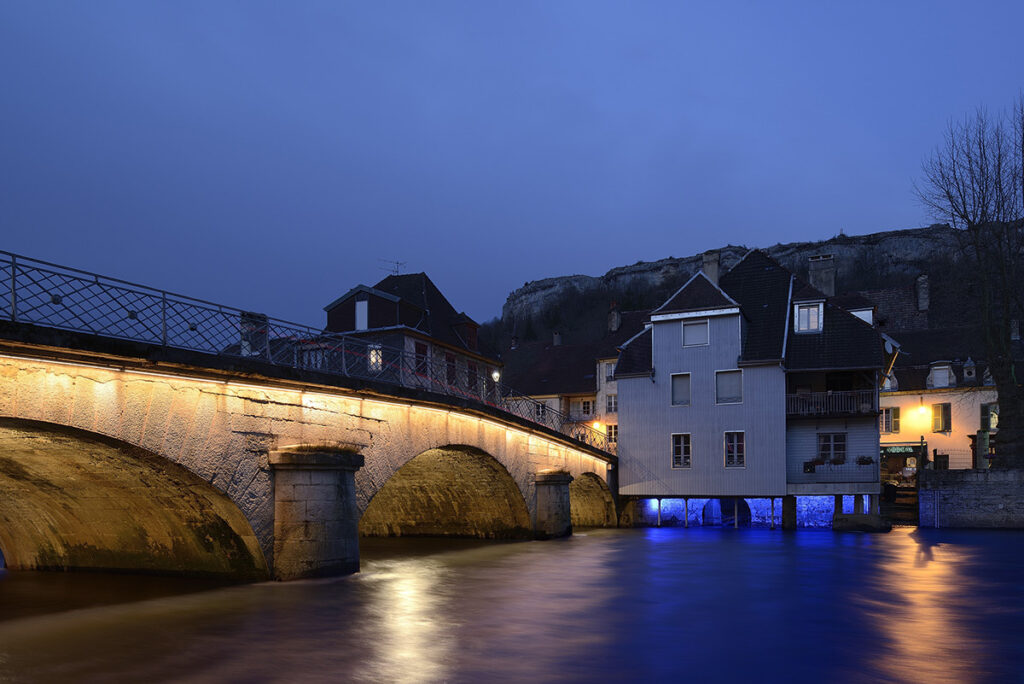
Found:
<box><xmin>919</xmin><ymin>469</ymin><xmax>1024</xmax><ymax>528</ymax></box>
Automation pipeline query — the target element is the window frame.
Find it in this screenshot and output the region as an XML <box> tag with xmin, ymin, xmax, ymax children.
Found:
<box><xmin>670</xmin><ymin>373</ymin><xmax>691</xmax><ymax>407</ymax></box>
<box><xmin>817</xmin><ymin>432</ymin><xmax>847</xmax><ymax>464</ymax></box>
<box><xmin>367</xmin><ymin>344</ymin><xmax>383</xmax><ymax>373</ymax></box>
<box><xmin>607</xmin><ymin>424</ymin><xmax>618</xmax><ymax>445</ymax></box>
<box><xmin>682</xmin><ymin>319</ymin><xmax>710</xmax><ymax>347</ymax></box>
<box><xmin>606</xmin><ymin>394</ymin><xmax>618</xmax><ymax>413</ymax></box>
<box><xmin>981</xmin><ymin>402</ymin><xmax>999</xmax><ymax>431</ymax></box>
<box><xmin>581</xmin><ymin>399</ymin><xmax>592</xmax><ymax>416</ymax></box>
<box><xmin>715</xmin><ymin>369</ymin><xmax>743</xmax><ymax>405</ymax></box>
<box><xmin>671</xmin><ymin>433</ymin><xmax>691</xmax><ymax>469</ymax></box>
<box><xmin>355</xmin><ymin>299</ymin><xmax>369</xmax><ymax>331</ymax></box>
<box><xmin>880</xmin><ymin>407</ymin><xmax>900</xmax><ymax>434</ymax></box>
<box><xmin>794</xmin><ymin>302</ymin><xmax>824</xmax><ymax>333</ymax></box>
<box><xmin>724</xmin><ymin>431</ymin><xmax>745</xmax><ymax>468</ymax></box>
<box><xmin>932</xmin><ymin>402</ymin><xmax>952</xmax><ymax>432</ymax></box>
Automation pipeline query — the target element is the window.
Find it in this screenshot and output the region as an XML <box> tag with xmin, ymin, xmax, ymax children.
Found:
<box><xmin>606</xmin><ymin>394</ymin><xmax>618</xmax><ymax>413</ymax></box>
<box><xmin>582</xmin><ymin>400</ymin><xmax>592</xmax><ymax>416</ymax></box>
<box><xmin>716</xmin><ymin>370</ymin><xmax>742</xmax><ymax>404</ymax></box>
<box><xmin>928</xmin><ymin>364</ymin><xmax>953</xmax><ymax>389</ymax></box>
<box><xmin>671</xmin><ymin>373</ymin><xmax>691</xmax><ymax>406</ymax></box>
<box><xmin>932</xmin><ymin>403</ymin><xmax>952</xmax><ymax>432</ymax></box>
<box><xmin>981</xmin><ymin>402</ymin><xmax>999</xmax><ymax>431</ymax></box>
<box><xmin>355</xmin><ymin>299</ymin><xmax>368</xmax><ymax>331</ymax></box>
<box><xmin>607</xmin><ymin>424</ymin><xmax>618</xmax><ymax>444</ymax></box>
<box><xmin>368</xmin><ymin>344</ymin><xmax>383</xmax><ymax>372</ymax></box>
<box><xmin>880</xmin><ymin>407</ymin><xmax>900</xmax><ymax>434</ymax></box>
<box><xmin>671</xmin><ymin>433</ymin><xmax>691</xmax><ymax>468</ymax></box>
<box><xmin>446</xmin><ymin>353</ymin><xmax>456</xmax><ymax>385</ymax></box>
<box><xmin>535</xmin><ymin>403</ymin><xmax>547</xmax><ymax>419</ymax></box>
<box><xmin>605</xmin><ymin>363</ymin><xmax>616</xmax><ymax>381</ymax></box>
<box><xmin>794</xmin><ymin>303</ymin><xmax>823</xmax><ymax>332</ymax></box>
<box><xmin>682</xmin><ymin>319</ymin><xmax>709</xmax><ymax>346</ymax></box>
<box><xmin>414</xmin><ymin>342</ymin><xmax>429</xmax><ymax>376</ymax></box>
<box><xmin>724</xmin><ymin>431</ymin><xmax>744</xmax><ymax>467</ymax></box>
<box><xmin>818</xmin><ymin>433</ymin><xmax>847</xmax><ymax>464</ymax></box>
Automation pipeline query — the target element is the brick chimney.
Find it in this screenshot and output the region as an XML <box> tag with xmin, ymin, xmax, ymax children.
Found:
<box><xmin>808</xmin><ymin>254</ymin><xmax>835</xmax><ymax>297</ymax></box>
<box><xmin>916</xmin><ymin>274</ymin><xmax>929</xmax><ymax>312</ymax></box>
<box><xmin>702</xmin><ymin>251</ymin><xmax>720</xmax><ymax>286</ymax></box>
<box><xmin>608</xmin><ymin>302</ymin><xmax>622</xmax><ymax>333</ymax></box>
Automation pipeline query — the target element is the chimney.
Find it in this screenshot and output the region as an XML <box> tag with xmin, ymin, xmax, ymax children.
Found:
<box><xmin>808</xmin><ymin>254</ymin><xmax>836</xmax><ymax>297</ymax></box>
<box><xmin>608</xmin><ymin>302</ymin><xmax>622</xmax><ymax>333</ymax></box>
<box><xmin>552</xmin><ymin>331</ymin><xmax>562</xmax><ymax>346</ymax></box>
<box><xmin>916</xmin><ymin>274</ymin><xmax>929</xmax><ymax>312</ymax></box>
<box><xmin>702</xmin><ymin>251</ymin><xmax>720</xmax><ymax>286</ymax></box>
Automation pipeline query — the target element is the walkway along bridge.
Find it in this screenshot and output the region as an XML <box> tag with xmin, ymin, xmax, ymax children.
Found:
<box><xmin>0</xmin><ymin>252</ymin><xmax>617</xmax><ymax>580</ymax></box>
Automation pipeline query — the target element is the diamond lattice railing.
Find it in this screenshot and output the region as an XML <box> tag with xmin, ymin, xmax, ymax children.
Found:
<box><xmin>0</xmin><ymin>251</ymin><xmax>609</xmax><ymax>453</ymax></box>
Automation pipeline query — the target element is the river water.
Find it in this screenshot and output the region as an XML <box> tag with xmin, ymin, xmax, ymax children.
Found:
<box><xmin>1</xmin><ymin>527</ymin><xmax>1022</xmax><ymax>683</ymax></box>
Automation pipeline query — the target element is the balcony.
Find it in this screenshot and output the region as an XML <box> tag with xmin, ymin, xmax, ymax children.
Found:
<box><xmin>786</xmin><ymin>390</ymin><xmax>877</xmax><ymax>417</ymax></box>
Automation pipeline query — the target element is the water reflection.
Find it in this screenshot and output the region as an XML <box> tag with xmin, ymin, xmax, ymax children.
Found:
<box><xmin>0</xmin><ymin>528</ymin><xmax>1021</xmax><ymax>682</ymax></box>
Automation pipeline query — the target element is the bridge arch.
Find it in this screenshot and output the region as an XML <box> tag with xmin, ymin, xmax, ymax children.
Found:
<box><xmin>0</xmin><ymin>418</ymin><xmax>268</xmax><ymax>579</ymax></box>
<box><xmin>359</xmin><ymin>444</ymin><xmax>532</xmax><ymax>539</ymax></box>
<box><xmin>569</xmin><ymin>472</ymin><xmax>617</xmax><ymax>528</ymax></box>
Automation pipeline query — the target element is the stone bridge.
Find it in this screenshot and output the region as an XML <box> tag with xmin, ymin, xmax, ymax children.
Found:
<box><xmin>0</xmin><ymin>326</ymin><xmax>617</xmax><ymax>580</ymax></box>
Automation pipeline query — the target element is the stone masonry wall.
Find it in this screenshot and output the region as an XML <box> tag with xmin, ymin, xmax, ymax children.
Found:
<box><xmin>919</xmin><ymin>469</ymin><xmax>1024</xmax><ymax>528</ymax></box>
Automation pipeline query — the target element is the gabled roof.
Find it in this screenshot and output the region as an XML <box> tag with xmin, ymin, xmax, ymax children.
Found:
<box><xmin>323</xmin><ymin>284</ymin><xmax>401</xmax><ymax>311</ymax></box>
<box><xmin>784</xmin><ymin>301</ymin><xmax>884</xmax><ymax>370</ymax></box>
<box><xmin>653</xmin><ymin>271</ymin><xmax>738</xmax><ymax>315</ymax></box>
<box><xmin>719</xmin><ymin>250</ymin><xmax>793</xmax><ymax>362</ymax></box>
<box><xmin>791</xmin><ymin>281</ymin><xmax>827</xmax><ymax>302</ymax></box>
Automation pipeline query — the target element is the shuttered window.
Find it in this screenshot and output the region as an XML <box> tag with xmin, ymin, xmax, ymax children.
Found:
<box><xmin>671</xmin><ymin>374</ymin><xmax>691</xmax><ymax>406</ymax></box>
<box><xmin>716</xmin><ymin>370</ymin><xmax>742</xmax><ymax>404</ymax></box>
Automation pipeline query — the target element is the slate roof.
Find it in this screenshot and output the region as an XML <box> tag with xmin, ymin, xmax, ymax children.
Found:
<box><xmin>784</xmin><ymin>302</ymin><xmax>885</xmax><ymax>370</ymax></box>
<box><xmin>502</xmin><ymin>310</ymin><xmax>649</xmax><ymax>395</ymax></box>
<box><xmin>330</xmin><ymin>272</ymin><xmax>498</xmax><ymax>359</ymax></box>
<box><xmin>653</xmin><ymin>272</ymin><xmax>737</xmax><ymax>314</ymax></box>
<box><xmin>718</xmin><ymin>250</ymin><xmax>793</xmax><ymax>362</ymax></box>
<box><xmin>614</xmin><ymin>327</ymin><xmax>653</xmax><ymax>377</ymax></box>
<box><xmin>830</xmin><ymin>293</ymin><xmax>876</xmax><ymax>311</ymax></box>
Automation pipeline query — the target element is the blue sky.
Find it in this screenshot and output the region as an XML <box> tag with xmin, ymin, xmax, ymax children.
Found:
<box><xmin>2</xmin><ymin>2</ymin><xmax>1023</xmax><ymax>323</ymax></box>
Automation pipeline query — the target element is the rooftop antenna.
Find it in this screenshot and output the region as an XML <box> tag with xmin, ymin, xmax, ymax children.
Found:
<box><xmin>378</xmin><ymin>259</ymin><xmax>406</xmax><ymax>275</ymax></box>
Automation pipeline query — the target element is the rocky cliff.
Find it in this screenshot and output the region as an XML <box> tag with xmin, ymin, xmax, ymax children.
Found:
<box><xmin>501</xmin><ymin>225</ymin><xmax>960</xmax><ymax>327</ymax></box>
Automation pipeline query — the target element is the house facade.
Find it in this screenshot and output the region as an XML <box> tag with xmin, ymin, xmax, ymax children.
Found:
<box><xmin>616</xmin><ymin>251</ymin><xmax>887</xmax><ymax>528</ymax></box>
<box><xmin>322</xmin><ymin>273</ymin><xmax>502</xmax><ymax>402</ymax></box>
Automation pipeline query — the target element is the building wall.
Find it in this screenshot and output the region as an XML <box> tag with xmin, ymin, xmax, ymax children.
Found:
<box><xmin>595</xmin><ymin>357</ymin><xmax>619</xmax><ymax>447</ymax></box>
<box><xmin>880</xmin><ymin>387</ymin><xmax>997</xmax><ymax>470</ymax></box>
<box><xmin>785</xmin><ymin>417</ymin><xmax>880</xmax><ymax>494</ymax></box>
<box><xmin>618</xmin><ymin>313</ymin><xmax>787</xmax><ymax>497</ymax></box>
<box><xmin>919</xmin><ymin>469</ymin><xmax>1024</xmax><ymax>528</ymax></box>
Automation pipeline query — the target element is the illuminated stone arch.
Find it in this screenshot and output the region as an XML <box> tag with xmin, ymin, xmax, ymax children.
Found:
<box><xmin>569</xmin><ymin>472</ymin><xmax>617</xmax><ymax>528</ymax></box>
<box><xmin>358</xmin><ymin>444</ymin><xmax>533</xmax><ymax>538</ymax></box>
<box><xmin>701</xmin><ymin>497</ymin><xmax>752</xmax><ymax>527</ymax></box>
<box><xmin>0</xmin><ymin>418</ymin><xmax>268</xmax><ymax>578</ymax></box>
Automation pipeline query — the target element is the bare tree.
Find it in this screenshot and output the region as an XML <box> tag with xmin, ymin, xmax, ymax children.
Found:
<box><xmin>916</xmin><ymin>96</ymin><xmax>1024</xmax><ymax>469</ymax></box>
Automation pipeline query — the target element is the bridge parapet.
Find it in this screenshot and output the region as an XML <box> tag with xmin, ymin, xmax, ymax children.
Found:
<box><xmin>0</xmin><ymin>251</ymin><xmax>607</xmax><ymax>452</ymax></box>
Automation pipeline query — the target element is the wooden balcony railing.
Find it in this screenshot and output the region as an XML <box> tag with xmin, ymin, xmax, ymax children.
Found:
<box><xmin>785</xmin><ymin>390</ymin><xmax>877</xmax><ymax>417</ymax></box>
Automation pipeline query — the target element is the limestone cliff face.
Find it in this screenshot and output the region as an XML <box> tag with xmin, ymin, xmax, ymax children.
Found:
<box><xmin>501</xmin><ymin>225</ymin><xmax>959</xmax><ymax>323</ymax></box>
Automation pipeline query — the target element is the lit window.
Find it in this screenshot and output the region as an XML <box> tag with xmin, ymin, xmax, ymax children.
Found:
<box><xmin>818</xmin><ymin>433</ymin><xmax>847</xmax><ymax>464</ymax></box>
<box><xmin>355</xmin><ymin>299</ymin><xmax>368</xmax><ymax>331</ymax></box>
<box><xmin>671</xmin><ymin>373</ymin><xmax>691</xmax><ymax>406</ymax></box>
<box><xmin>368</xmin><ymin>344</ymin><xmax>383</xmax><ymax>372</ymax></box>
<box><xmin>606</xmin><ymin>363</ymin><xmax>616</xmax><ymax>381</ymax></box>
<box><xmin>606</xmin><ymin>394</ymin><xmax>618</xmax><ymax>413</ymax></box>
<box><xmin>795</xmin><ymin>303</ymin><xmax>823</xmax><ymax>332</ymax></box>
<box><xmin>932</xmin><ymin>403</ymin><xmax>952</xmax><ymax>432</ymax></box>
<box><xmin>724</xmin><ymin>431</ymin><xmax>744</xmax><ymax>467</ymax></box>
<box><xmin>682</xmin><ymin>320</ymin><xmax>709</xmax><ymax>346</ymax></box>
<box><xmin>535</xmin><ymin>403</ymin><xmax>547</xmax><ymax>419</ymax></box>
<box><xmin>880</xmin><ymin>407</ymin><xmax>900</xmax><ymax>434</ymax></box>
<box><xmin>672</xmin><ymin>433</ymin><xmax>691</xmax><ymax>468</ymax></box>
<box><xmin>607</xmin><ymin>424</ymin><xmax>618</xmax><ymax>444</ymax></box>
<box><xmin>716</xmin><ymin>370</ymin><xmax>742</xmax><ymax>404</ymax></box>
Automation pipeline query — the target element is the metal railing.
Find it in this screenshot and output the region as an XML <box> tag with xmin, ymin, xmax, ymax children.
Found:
<box><xmin>0</xmin><ymin>251</ymin><xmax>608</xmax><ymax>452</ymax></box>
<box><xmin>785</xmin><ymin>390</ymin><xmax>878</xmax><ymax>417</ymax></box>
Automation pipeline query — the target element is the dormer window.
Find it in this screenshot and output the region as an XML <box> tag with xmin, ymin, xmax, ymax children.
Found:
<box><xmin>355</xmin><ymin>299</ymin><xmax>368</xmax><ymax>331</ymax></box>
<box><xmin>682</xmin><ymin>319</ymin><xmax>709</xmax><ymax>347</ymax></box>
<box><xmin>927</xmin><ymin>363</ymin><xmax>954</xmax><ymax>389</ymax></box>
<box><xmin>794</xmin><ymin>302</ymin><xmax>823</xmax><ymax>333</ymax></box>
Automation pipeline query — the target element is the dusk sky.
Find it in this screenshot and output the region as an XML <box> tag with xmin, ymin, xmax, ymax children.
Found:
<box><xmin>3</xmin><ymin>2</ymin><xmax>1023</xmax><ymax>324</ymax></box>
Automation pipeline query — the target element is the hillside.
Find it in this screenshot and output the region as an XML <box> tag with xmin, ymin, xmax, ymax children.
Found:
<box><xmin>482</xmin><ymin>225</ymin><xmax>962</xmax><ymax>353</ymax></box>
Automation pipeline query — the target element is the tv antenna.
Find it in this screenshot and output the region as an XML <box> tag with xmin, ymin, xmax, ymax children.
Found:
<box><xmin>378</xmin><ymin>259</ymin><xmax>407</xmax><ymax>275</ymax></box>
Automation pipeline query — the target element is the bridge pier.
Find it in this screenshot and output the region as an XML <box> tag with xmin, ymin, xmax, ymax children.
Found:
<box><xmin>270</xmin><ymin>448</ymin><xmax>364</xmax><ymax>580</ymax></box>
<box><xmin>534</xmin><ymin>471</ymin><xmax>574</xmax><ymax>539</ymax></box>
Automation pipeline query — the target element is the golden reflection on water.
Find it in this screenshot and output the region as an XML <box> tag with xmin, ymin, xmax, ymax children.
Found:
<box><xmin>358</xmin><ymin>559</ymin><xmax>453</xmax><ymax>684</ymax></box>
<box><xmin>860</xmin><ymin>528</ymin><xmax>988</xmax><ymax>684</ymax></box>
